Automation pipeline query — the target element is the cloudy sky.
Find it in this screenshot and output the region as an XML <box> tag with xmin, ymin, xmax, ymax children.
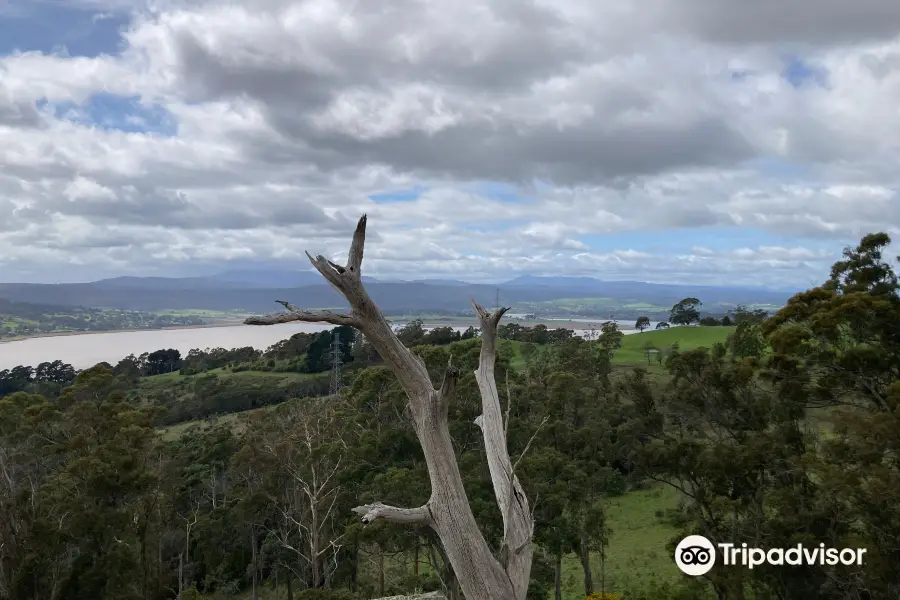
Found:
<box><xmin>1</xmin><ymin>0</ymin><xmax>899</xmax><ymax>288</ymax></box>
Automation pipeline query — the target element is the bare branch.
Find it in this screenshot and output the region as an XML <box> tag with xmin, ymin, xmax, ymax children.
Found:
<box><xmin>511</xmin><ymin>415</ymin><xmax>550</xmax><ymax>476</ymax></box>
<box><xmin>438</xmin><ymin>357</ymin><xmax>460</xmax><ymax>412</ymax></box>
<box><xmin>326</xmin><ymin>259</ymin><xmax>346</xmax><ymax>274</ymax></box>
<box><xmin>306</xmin><ymin>251</ymin><xmax>346</xmax><ymax>292</ymax></box>
<box><xmin>470</xmin><ymin>299</ymin><xmax>533</xmax><ymax>599</ymax></box>
<box><xmin>245</xmin><ymin>304</ymin><xmax>357</xmax><ymax>327</ymax></box>
<box><xmin>346</xmin><ymin>214</ymin><xmax>367</xmax><ymax>277</ymax></box>
<box><xmin>471</xmin><ymin>300</ymin><xmax>510</xmax><ymax>328</ymax></box>
<box><xmin>504</xmin><ymin>370</ymin><xmax>512</xmax><ymax>439</ymax></box>
<box><xmin>351</xmin><ymin>502</ymin><xmax>431</xmax><ymax>526</ymax></box>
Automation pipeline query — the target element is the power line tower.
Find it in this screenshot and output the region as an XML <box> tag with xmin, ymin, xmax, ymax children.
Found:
<box><xmin>328</xmin><ymin>331</ymin><xmax>343</xmax><ymax>396</ymax></box>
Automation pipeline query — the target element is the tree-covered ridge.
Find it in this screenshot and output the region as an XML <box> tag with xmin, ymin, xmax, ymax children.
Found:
<box><xmin>0</xmin><ymin>298</ymin><xmax>205</xmax><ymax>339</ymax></box>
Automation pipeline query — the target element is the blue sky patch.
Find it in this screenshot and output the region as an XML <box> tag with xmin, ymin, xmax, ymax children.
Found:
<box><xmin>0</xmin><ymin>3</ymin><xmax>130</xmax><ymax>57</ymax></box>
<box><xmin>745</xmin><ymin>156</ymin><xmax>816</xmax><ymax>181</ymax></box>
<box><xmin>37</xmin><ymin>92</ymin><xmax>178</xmax><ymax>135</ymax></box>
<box><xmin>369</xmin><ymin>185</ymin><xmax>429</xmax><ymax>203</ymax></box>
<box><xmin>782</xmin><ymin>55</ymin><xmax>828</xmax><ymax>88</ymax></box>
<box><xmin>463</xmin><ymin>181</ymin><xmax>527</xmax><ymax>203</ymax></box>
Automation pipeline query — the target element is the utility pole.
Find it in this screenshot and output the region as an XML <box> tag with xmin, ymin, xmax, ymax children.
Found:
<box><xmin>329</xmin><ymin>331</ymin><xmax>343</xmax><ymax>396</ymax></box>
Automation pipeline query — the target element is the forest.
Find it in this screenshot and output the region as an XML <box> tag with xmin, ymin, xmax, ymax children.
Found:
<box><xmin>0</xmin><ymin>231</ymin><xmax>897</xmax><ymax>600</ymax></box>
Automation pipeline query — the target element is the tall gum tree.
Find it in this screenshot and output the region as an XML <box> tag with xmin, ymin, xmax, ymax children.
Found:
<box><xmin>245</xmin><ymin>215</ymin><xmax>534</xmax><ymax>599</ymax></box>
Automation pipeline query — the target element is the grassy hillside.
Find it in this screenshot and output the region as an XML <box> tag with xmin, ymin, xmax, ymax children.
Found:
<box><xmin>160</xmin><ymin>404</ymin><xmax>265</xmax><ymax>441</ymax></box>
<box><xmin>614</xmin><ymin>325</ymin><xmax>734</xmax><ymax>365</ymax></box>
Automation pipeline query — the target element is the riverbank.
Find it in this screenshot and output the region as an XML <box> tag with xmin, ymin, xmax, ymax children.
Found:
<box><xmin>0</xmin><ymin>320</ymin><xmax>245</xmax><ymax>344</ymax></box>
<box><xmin>0</xmin><ymin>315</ymin><xmax>640</xmax><ymax>344</ymax></box>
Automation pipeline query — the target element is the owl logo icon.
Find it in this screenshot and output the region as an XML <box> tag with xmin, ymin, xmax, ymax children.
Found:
<box><xmin>675</xmin><ymin>535</ymin><xmax>716</xmax><ymax>576</ymax></box>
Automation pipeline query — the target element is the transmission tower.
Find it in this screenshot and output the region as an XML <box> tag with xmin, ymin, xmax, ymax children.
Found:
<box><xmin>328</xmin><ymin>331</ymin><xmax>343</xmax><ymax>396</ymax></box>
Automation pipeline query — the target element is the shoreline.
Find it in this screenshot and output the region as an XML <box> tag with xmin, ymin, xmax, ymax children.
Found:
<box><xmin>0</xmin><ymin>315</ymin><xmax>637</xmax><ymax>344</ymax></box>
<box><xmin>0</xmin><ymin>320</ymin><xmax>246</xmax><ymax>344</ymax></box>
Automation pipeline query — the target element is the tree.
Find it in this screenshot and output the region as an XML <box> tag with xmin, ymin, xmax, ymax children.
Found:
<box><xmin>669</xmin><ymin>298</ymin><xmax>701</xmax><ymax>325</ymax></box>
<box><xmin>655</xmin><ymin>321</ymin><xmax>670</xmax><ymax>330</ymax></box>
<box><xmin>245</xmin><ymin>215</ymin><xmax>534</xmax><ymax>599</ymax></box>
<box><xmin>634</xmin><ymin>316</ymin><xmax>650</xmax><ymax>333</ymax></box>
<box><xmin>726</xmin><ymin>309</ymin><xmax>766</xmax><ymax>360</ymax></box>
<box><xmin>597</xmin><ymin>322</ymin><xmax>623</xmax><ymax>363</ymax></box>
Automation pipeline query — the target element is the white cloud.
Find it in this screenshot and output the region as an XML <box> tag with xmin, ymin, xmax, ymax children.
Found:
<box><xmin>1</xmin><ymin>0</ymin><xmax>900</xmax><ymax>286</ymax></box>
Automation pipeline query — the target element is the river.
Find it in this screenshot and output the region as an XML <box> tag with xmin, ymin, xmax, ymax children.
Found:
<box><xmin>0</xmin><ymin>320</ymin><xmax>656</xmax><ymax>370</ymax></box>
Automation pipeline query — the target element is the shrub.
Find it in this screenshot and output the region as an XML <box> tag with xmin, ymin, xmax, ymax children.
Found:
<box><xmin>295</xmin><ymin>590</ymin><xmax>360</xmax><ymax>600</ymax></box>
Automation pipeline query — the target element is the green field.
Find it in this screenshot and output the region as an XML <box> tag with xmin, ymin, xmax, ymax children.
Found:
<box><xmin>614</xmin><ymin>326</ymin><xmax>734</xmax><ymax>365</ymax></box>
<box><xmin>160</xmin><ymin>409</ymin><xmax>254</xmax><ymax>441</ymax></box>
<box><xmin>559</xmin><ymin>485</ymin><xmax>684</xmax><ymax>598</ymax></box>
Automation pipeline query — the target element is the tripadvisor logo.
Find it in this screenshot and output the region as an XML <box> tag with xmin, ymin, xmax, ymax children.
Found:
<box><xmin>675</xmin><ymin>535</ymin><xmax>716</xmax><ymax>576</ymax></box>
<box><xmin>675</xmin><ymin>535</ymin><xmax>867</xmax><ymax>576</ymax></box>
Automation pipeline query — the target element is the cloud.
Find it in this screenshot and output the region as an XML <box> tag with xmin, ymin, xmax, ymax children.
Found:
<box><xmin>1</xmin><ymin>0</ymin><xmax>900</xmax><ymax>287</ymax></box>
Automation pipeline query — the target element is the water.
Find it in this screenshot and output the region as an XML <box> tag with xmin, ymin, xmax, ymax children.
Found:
<box><xmin>0</xmin><ymin>322</ymin><xmax>655</xmax><ymax>370</ymax></box>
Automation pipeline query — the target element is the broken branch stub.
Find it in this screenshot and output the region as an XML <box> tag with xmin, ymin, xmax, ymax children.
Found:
<box><xmin>244</xmin><ymin>214</ymin><xmax>533</xmax><ymax>599</ymax></box>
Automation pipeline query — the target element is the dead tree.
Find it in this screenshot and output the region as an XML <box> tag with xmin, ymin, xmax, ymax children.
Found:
<box><xmin>245</xmin><ymin>215</ymin><xmax>534</xmax><ymax>599</ymax></box>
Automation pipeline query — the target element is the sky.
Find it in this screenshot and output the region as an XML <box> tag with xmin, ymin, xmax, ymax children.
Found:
<box><xmin>1</xmin><ymin>0</ymin><xmax>899</xmax><ymax>288</ymax></box>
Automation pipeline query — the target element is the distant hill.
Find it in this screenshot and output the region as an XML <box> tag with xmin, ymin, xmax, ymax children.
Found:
<box><xmin>90</xmin><ymin>270</ymin><xmax>381</xmax><ymax>290</ymax></box>
<box><xmin>501</xmin><ymin>275</ymin><xmax>789</xmax><ymax>304</ymax></box>
<box><xmin>0</xmin><ymin>273</ymin><xmax>796</xmax><ymax>315</ymax></box>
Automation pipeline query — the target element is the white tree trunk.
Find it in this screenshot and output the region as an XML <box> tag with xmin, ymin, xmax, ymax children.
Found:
<box><xmin>246</xmin><ymin>215</ymin><xmax>534</xmax><ymax>599</ymax></box>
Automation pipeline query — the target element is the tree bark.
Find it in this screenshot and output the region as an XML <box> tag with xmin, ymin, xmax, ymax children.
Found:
<box><xmin>600</xmin><ymin>546</ymin><xmax>606</xmax><ymax>597</ymax></box>
<box><xmin>554</xmin><ymin>554</ymin><xmax>562</xmax><ymax>600</ymax></box>
<box><xmin>246</xmin><ymin>215</ymin><xmax>534</xmax><ymax>599</ymax></box>
<box><xmin>250</xmin><ymin>525</ymin><xmax>258</xmax><ymax>600</ymax></box>
<box><xmin>579</xmin><ymin>535</ymin><xmax>593</xmax><ymax>596</ymax></box>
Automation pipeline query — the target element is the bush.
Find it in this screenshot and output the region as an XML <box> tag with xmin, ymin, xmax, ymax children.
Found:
<box><xmin>294</xmin><ymin>590</ymin><xmax>360</xmax><ymax>600</ymax></box>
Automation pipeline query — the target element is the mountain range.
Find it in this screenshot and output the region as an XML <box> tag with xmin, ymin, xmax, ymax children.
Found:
<box><xmin>0</xmin><ymin>269</ymin><xmax>795</xmax><ymax>315</ymax></box>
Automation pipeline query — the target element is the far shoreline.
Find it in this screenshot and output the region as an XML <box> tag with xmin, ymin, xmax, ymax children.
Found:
<box><xmin>0</xmin><ymin>315</ymin><xmax>641</xmax><ymax>345</ymax></box>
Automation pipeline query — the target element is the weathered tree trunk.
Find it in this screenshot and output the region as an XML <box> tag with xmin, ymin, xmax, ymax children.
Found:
<box><xmin>600</xmin><ymin>546</ymin><xmax>607</xmax><ymax>597</ymax></box>
<box><xmin>286</xmin><ymin>571</ymin><xmax>294</xmax><ymax>600</ymax></box>
<box><xmin>554</xmin><ymin>555</ymin><xmax>562</xmax><ymax>600</ymax></box>
<box><xmin>246</xmin><ymin>215</ymin><xmax>534</xmax><ymax>599</ymax></box>
<box><xmin>579</xmin><ymin>535</ymin><xmax>593</xmax><ymax>596</ymax></box>
<box><xmin>309</xmin><ymin>499</ymin><xmax>321</xmax><ymax>588</ymax></box>
<box><xmin>250</xmin><ymin>526</ymin><xmax>258</xmax><ymax>600</ymax></box>
<box><xmin>349</xmin><ymin>542</ymin><xmax>358</xmax><ymax>592</ymax></box>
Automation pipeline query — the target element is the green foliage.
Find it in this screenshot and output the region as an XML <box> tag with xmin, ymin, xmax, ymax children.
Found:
<box><xmin>634</xmin><ymin>316</ymin><xmax>650</xmax><ymax>332</ymax></box>
<box><xmin>669</xmin><ymin>298</ymin><xmax>702</xmax><ymax>326</ymax></box>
